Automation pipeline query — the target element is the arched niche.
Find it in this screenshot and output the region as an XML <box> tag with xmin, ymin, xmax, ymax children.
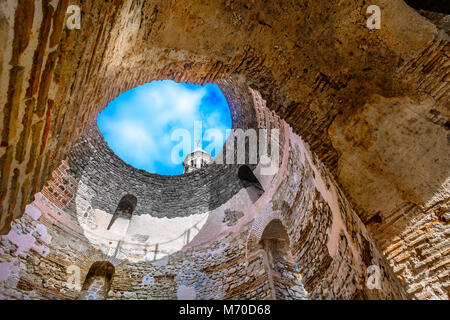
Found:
<box><xmin>259</xmin><ymin>219</ymin><xmax>307</xmax><ymax>300</ymax></box>
<box><xmin>79</xmin><ymin>261</ymin><xmax>115</xmax><ymax>300</ymax></box>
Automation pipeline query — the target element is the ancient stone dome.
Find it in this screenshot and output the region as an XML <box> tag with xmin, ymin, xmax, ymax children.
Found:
<box><xmin>0</xmin><ymin>0</ymin><xmax>448</xmax><ymax>302</ymax></box>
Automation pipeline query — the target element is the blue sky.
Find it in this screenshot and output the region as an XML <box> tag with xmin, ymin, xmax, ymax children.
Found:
<box><xmin>97</xmin><ymin>80</ymin><xmax>231</xmax><ymax>175</ymax></box>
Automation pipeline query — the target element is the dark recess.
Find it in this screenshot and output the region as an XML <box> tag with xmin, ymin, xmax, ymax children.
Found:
<box><xmin>405</xmin><ymin>0</ymin><xmax>450</xmax><ymax>14</ymax></box>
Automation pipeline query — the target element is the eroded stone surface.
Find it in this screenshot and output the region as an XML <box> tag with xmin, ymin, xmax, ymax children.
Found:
<box><xmin>0</xmin><ymin>0</ymin><xmax>448</xmax><ymax>300</ymax></box>
<box><xmin>0</xmin><ymin>96</ymin><xmax>409</xmax><ymax>300</ymax></box>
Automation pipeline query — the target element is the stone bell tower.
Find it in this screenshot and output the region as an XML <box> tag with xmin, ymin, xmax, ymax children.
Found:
<box><xmin>183</xmin><ymin>141</ymin><xmax>213</xmax><ymax>173</ymax></box>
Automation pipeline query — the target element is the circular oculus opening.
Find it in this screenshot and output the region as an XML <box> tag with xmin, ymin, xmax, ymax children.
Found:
<box><xmin>97</xmin><ymin>80</ymin><xmax>232</xmax><ymax>175</ymax></box>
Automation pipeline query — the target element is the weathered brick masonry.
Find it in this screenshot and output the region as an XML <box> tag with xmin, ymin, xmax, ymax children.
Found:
<box><xmin>0</xmin><ymin>0</ymin><xmax>448</xmax><ymax>299</ymax></box>
<box><xmin>1</xmin><ymin>86</ymin><xmax>409</xmax><ymax>300</ymax></box>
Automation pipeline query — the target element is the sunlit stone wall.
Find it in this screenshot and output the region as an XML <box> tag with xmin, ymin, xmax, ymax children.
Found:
<box><xmin>0</xmin><ymin>104</ymin><xmax>409</xmax><ymax>299</ymax></box>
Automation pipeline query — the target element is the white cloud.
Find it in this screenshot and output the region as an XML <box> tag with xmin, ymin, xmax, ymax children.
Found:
<box><xmin>98</xmin><ymin>80</ymin><xmax>229</xmax><ymax>174</ymax></box>
<box><xmin>101</xmin><ymin>120</ymin><xmax>156</xmax><ymax>169</ymax></box>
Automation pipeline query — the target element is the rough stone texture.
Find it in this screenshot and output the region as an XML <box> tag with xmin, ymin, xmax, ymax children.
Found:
<box><xmin>417</xmin><ymin>10</ymin><xmax>450</xmax><ymax>32</ymax></box>
<box><xmin>66</xmin><ymin>124</ymin><xmax>256</xmax><ymax>218</ymax></box>
<box><xmin>0</xmin><ymin>0</ymin><xmax>449</xmax><ymax>300</ymax></box>
<box><xmin>223</xmin><ymin>209</ymin><xmax>244</xmax><ymax>227</ymax></box>
<box><xmin>0</xmin><ymin>0</ymin><xmax>448</xmax><ymax>230</ymax></box>
<box><xmin>0</xmin><ymin>92</ymin><xmax>409</xmax><ymax>299</ymax></box>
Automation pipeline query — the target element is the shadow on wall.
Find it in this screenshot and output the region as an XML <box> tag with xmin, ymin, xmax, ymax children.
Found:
<box><xmin>107</xmin><ymin>194</ymin><xmax>137</xmax><ymax>230</ymax></box>
<box><xmin>238</xmin><ymin>165</ymin><xmax>265</xmax><ymax>203</ymax></box>
<box><xmin>404</xmin><ymin>0</ymin><xmax>450</xmax><ymax>14</ymax></box>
